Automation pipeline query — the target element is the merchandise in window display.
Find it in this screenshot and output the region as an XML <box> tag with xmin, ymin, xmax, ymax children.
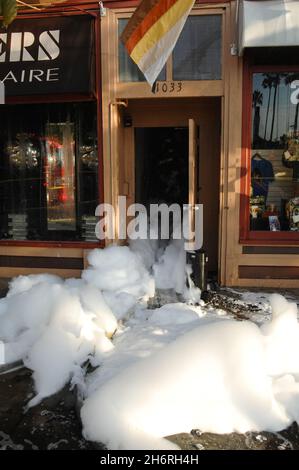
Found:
<box><xmin>6</xmin><ymin>133</ymin><xmax>40</xmax><ymax>169</ymax></box>
<box><xmin>282</xmin><ymin>138</ymin><xmax>299</xmax><ymax>182</ymax></box>
<box><xmin>0</xmin><ymin>101</ymin><xmax>99</xmax><ymax>242</ymax></box>
<box><xmin>283</xmin><ymin>137</ymin><xmax>299</xmax><ymax>231</ymax></box>
<box><xmin>80</xmin><ymin>145</ymin><xmax>98</xmax><ymax>169</ymax></box>
<box><xmin>286</xmin><ymin>196</ymin><xmax>299</xmax><ymax>231</ymax></box>
<box><xmin>248</xmin><ymin>71</ymin><xmax>299</xmax><ymax>234</ymax></box>
<box><xmin>268</xmin><ymin>215</ymin><xmax>281</xmax><ymax>232</ymax></box>
<box><xmin>251</xmin><ymin>153</ymin><xmax>274</xmax><ymax>203</ymax></box>
<box><xmin>249</xmin><ymin>195</ymin><xmax>265</xmax><ymax>218</ymax></box>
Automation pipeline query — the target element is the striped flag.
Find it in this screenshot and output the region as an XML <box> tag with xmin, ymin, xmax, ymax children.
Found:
<box><xmin>120</xmin><ymin>0</ymin><xmax>196</xmax><ymax>86</ymax></box>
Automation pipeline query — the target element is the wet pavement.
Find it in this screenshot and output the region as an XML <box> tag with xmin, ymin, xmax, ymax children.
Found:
<box><xmin>167</xmin><ymin>424</ymin><xmax>299</xmax><ymax>450</ymax></box>
<box><xmin>0</xmin><ymin>367</ymin><xmax>94</xmax><ymax>450</ymax></box>
<box><xmin>1</xmin><ymin>365</ymin><xmax>299</xmax><ymax>450</ymax></box>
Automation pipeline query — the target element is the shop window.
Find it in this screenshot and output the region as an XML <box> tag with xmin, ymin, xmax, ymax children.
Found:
<box><xmin>249</xmin><ymin>71</ymin><xmax>299</xmax><ymax>233</ymax></box>
<box><xmin>172</xmin><ymin>15</ymin><xmax>222</xmax><ymax>81</ymax></box>
<box><xmin>118</xmin><ymin>15</ymin><xmax>222</xmax><ymax>83</ymax></box>
<box><xmin>118</xmin><ymin>19</ymin><xmax>166</xmax><ymax>82</ymax></box>
<box><xmin>0</xmin><ymin>102</ymin><xmax>99</xmax><ymax>242</ymax></box>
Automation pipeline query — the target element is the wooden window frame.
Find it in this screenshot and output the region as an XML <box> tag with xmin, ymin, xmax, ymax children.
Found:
<box><xmin>114</xmin><ymin>6</ymin><xmax>225</xmax><ymax>99</ymax></box>
<box><xmin>105</xmin><ymin>0</ymin><xmax>230</xmax><ymax>6</ymax></box>
<box><xmin>239</xmin><ymin>62</ymin><xmax>299</xmax><ymax>246</ymax></box>
<box><xmin>0</xmin><ymin>9</ymin><xmax>104</xmax><ymax>249</ymax></box>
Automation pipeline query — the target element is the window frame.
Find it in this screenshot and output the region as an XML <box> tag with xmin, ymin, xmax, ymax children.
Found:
<box><xmin>115</xmin><ymin>7</ymin><xmax>225</xmax><ymax>98</ymax></box>
<box><xmin>0</xmin><ymin>10</ymin><xmax>104</xmax><ymax>249</ymax></box>
<box><xmin>240</xmin><ymin>62</ymin><xmax>299</xmax><ymax>245</ymax></box>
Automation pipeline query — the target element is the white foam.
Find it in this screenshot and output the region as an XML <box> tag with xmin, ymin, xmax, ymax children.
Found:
<box><xmin>81</xmin><ymin>294</ymin><xmax>299</xmax><ymax>449</ymax></box>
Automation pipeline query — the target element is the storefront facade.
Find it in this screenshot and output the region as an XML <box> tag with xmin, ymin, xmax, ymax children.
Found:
<box><xmin>101</xmin><ymin>0</ymin><xmax>230</xmax><ymax>283</ymax></box>
<box><xmin>101</xmin><ymin>0</ymin><xmax>299</xmax><ymax>288</ymax></box>
<box><xmin>1</xmin><ymin>0</ymin><xmax>299</xmax><ymax>287</ymax></box>
<box><xmin>0</xmin><ymin>2</ymin><xmax>104</xmax><ymax>278</ymax></box>
<box><xmin>238</xmin><ymin>0</ymin><xmax>299</xmax><ymax>287</ymax></box>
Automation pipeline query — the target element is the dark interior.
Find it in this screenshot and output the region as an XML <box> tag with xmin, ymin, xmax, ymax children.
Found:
<box><xmin>135</xmin><ymin>127</ymin><xmax>189</xmax><ymax>208</ymax></box>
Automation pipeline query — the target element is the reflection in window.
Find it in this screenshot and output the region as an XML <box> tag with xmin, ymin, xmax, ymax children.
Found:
<box><xmin>45</xmin><ymin>122</ymin><xmax>76</xmax><ymax>231</ymax></box>
<box><xmin>249</xmin><ymin>72</ymin><xmax>299</xmax><ymax>232</ymax></box>
<box><xmin>118</xmin><ymin>19</ymin><xmax>166</xmax><ymax>82</ymax></box>
<box><xmin>173</xmin><ymin>15</ymin><xmax>222</xmax><ymax>81</ymax></box>
<box><xmin>0</xmin><ymin>102</ymin><xmax>99</xmax><ymax>242</ymax></box>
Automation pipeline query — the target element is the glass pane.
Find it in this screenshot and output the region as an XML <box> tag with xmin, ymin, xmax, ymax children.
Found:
<box><xmin>0</xmin><ymin>102</ymin><xmax>99</xmax><ymax>242</ymax></box>
<box><xmin>77</xmin><ymin>103</ymin><xmax>99</xmax><ymax>242</ymax></box>
<box><xmin>45</xmin><ymin>122</ymin><xmax>76</xmax><ymax>231</ymax></box>
<box><xmin>173</xmin><ymin>15</ymin><xmax>222</xmax><ymax>81</ymax></box>
<box><xmin>249</xmin><ymin>72</ymin><xmax>299</xmax><ymax>232</ymax></box>
<box><xmin>118</xmin><ymin>19</ymin><xmax>166</xmax><ymax>82</ymax></box>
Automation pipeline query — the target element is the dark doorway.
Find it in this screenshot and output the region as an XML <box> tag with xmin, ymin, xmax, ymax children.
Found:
<box><xmin>130</xmin><ymin>98</ymin><xmax>221</xmax><ymax>280</ymax></box>
<box><xmin>135</xmin><ymin>127</ymin><xmax>189</xmax><ymax>207</ymax></box>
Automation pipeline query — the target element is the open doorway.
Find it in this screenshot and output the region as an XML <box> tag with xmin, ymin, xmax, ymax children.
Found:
<box><xmin>126</xmin><ymin>97</ymin><xmax>221</xmax><ymax>281</ymax></box>
<box><xmin>135</xmin><ymin>127</ymin><xmax>189</xmax><ymax>207</ymax></box>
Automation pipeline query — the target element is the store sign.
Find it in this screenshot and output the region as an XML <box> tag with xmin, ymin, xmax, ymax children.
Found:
<box><xmin>0</xmin><ymin>16</ymin><xmax>95</xmax><ymax>96</ymax></box>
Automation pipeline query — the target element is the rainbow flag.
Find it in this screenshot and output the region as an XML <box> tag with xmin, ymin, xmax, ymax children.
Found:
<box><xmin>120</xmin><ymin>0</ymin><xmax>195</xmax><ymax>86</ymax></box>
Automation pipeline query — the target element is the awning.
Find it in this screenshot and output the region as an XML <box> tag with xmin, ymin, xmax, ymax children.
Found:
<box><xmin>239</xmin><ymin>0</ymin><xmax>299</xmax><ymax>55</ymax></box>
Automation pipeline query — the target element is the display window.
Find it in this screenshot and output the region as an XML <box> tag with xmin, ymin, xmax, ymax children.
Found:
<box><xmin>0</xmin><ymin>101</ymin><xmax>99</xmax><ymax>242</ymax></box>
<box><xmin>241</xmin><ymin>67</ymin><xmax>299</xmax><ymax>242</ymax></box>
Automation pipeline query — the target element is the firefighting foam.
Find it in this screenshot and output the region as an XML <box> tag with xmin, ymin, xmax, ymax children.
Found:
<box><xmin>1</xmin><ymin>246</ymin><xmax>299</xmax><ymax>450</ymax></box>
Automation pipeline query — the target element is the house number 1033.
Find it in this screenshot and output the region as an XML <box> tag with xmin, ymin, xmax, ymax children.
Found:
<box><xmin>155</xmin><ymin>81</ymin><xmax>183</xmax><ymax>93</ymax></box>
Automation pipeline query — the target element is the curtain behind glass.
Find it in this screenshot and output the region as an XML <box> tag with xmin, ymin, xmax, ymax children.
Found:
<box><xmin>173</xmin><ymin>15</ymin><xmax>222</xmax><ymax>81</ymax></box>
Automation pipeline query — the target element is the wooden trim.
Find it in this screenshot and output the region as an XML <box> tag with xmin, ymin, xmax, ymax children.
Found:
<box><xmin>115</xmin><ymin>7</ymin><xmax>225</xmax><ymax>98</ymax></box>
<box><xmin>239</xmin><ymin>61</ymin><xmax>299</xmax><ymax>245</ymax></box>
<box><xmin>0</xmin><ymin>267</ymin><xmax>81</xmax><ymax>278</ymax></box>
<box><xmin>166</xmin><ymin>51</ymin><xmax>173</xmax><ymax>82</ymax></box>
<box><xmin>219</xmin><ymin>1</ymin><xmax>243</xmax><ymax>286</ymax></box>
<box><xmin>239</xmin><ymin>265</ymin><xmax>299</xmax><ymax>280</ymax></box>
<box><xmin>95</xmin><ymin>13</ymin><xmax>105</xmax><ymax>228</ymax></box>
<box><xmin>0</xmin><ymin>255</ymin><xmax>83</xmax><ymax>270</ymax></box>
<box><xmin>236</xmin><ymin>278</ymin><xmax>299</xmax><ymax>288</ymax></box>
<box><xmin>0</xmin><ymin>240</ymin><xmax>103</xmax><ymax>248</ymax></box>
<box><xmin>187</xmin><ymin>7</ymin><xmax>225</xmax><ymax>14</ymax></box>
<box><xmin>189</xmin><ymin>118</ymin><xmax>198</xmax><ymax>213</ymax></box>
<box><xmin>0</xmin><ymin>246</ymin><xmax>83</xmax><ymax>257</ymax></box>
<box><xmin>240</xmin><ymin>234</ymin><xmax>299</xmax><ymax>245</ymax></box>
<box><xmin>245</xmin><ymin>65</ymin><xmax>299</xmax><ymax>74</ymax></box>
<box><xmin>101</xmin><ymin>9</ymin><xmax>113</xmax><ymax>210</ymax></box>
<box><xmin>9</xmin><ymin>7</ymin><xmax>100</xmax><ymax>19</ymax></box>
<box><xmin>238</xmin><ymin>254</ymin><xmax>299</xmax><ymax>266</ymax></box>
<box><xmin>218</xmin><ymin>1</ymin><xmax>231</xmax><ymax>284</ymax></box>
<box><xmin>116</xmin><ymin>80</ymin><xmax>224</xmax><ymax>98</ymax></box>
<box><xmin>101</xmin><ymin>8</ymin><xmax>119</xmax><ymax>232</ymax></box>
<box><xmin>242</xmin><ymin>246</ymin><xmax>299</xmax><ymax>255</ymax></box>
<box><xmin>239</xmin><ymin>57</ymin><xmax>251</xmax><ymax>242</ymax></box>
<box><xmin>105</xmin><ymin>0</ymin><xmax>230</xmax><ymax>7</ymax></box>
<box><xmin>114</xmin><ymin>4</ymin><xmax>227</xmax><ymax>15</ymax></box>
<box><xmin>5</xmin><ymin>94</ymin><xmax>96</xmax><ymax>105</ymax></box>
